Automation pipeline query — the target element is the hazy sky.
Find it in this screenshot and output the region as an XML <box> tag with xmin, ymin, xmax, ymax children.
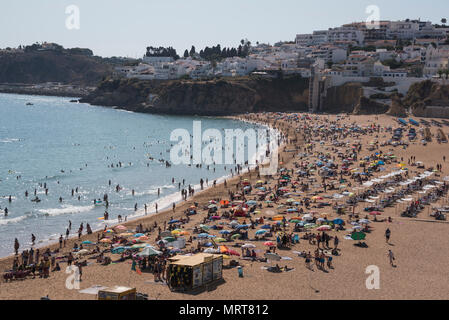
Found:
<box><xmin>1</xmin><ymin>0</ymin><xmax>448</xmax><ymax>58</ymax></box>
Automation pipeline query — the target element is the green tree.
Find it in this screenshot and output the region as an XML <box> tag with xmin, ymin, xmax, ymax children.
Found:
<box><xmin>442</xmin><ymin>18</ymin><xmax>447</xmax><ymax>26</ymax></box>
<box><xmin>189</xmin><ymin>46</ymin><xmax>196</xmax><ymax>57</ymax></box>
<box><xmin>183</xmin><ymin>50</ymin><xmax>189</xmax><ymax>58</ymax></box>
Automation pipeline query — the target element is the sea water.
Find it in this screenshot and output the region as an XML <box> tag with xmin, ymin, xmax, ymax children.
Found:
<box><xmin>0</xmin><ymin>93</ymin><xmax>268</xmax><ymax>257</ymax></box>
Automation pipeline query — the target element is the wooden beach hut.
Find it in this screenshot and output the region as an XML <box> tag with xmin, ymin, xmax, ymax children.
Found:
<box><xmin>167</xmin><ymin>253</ymin><xmax>223</xmax><ymax>291</ymax></box>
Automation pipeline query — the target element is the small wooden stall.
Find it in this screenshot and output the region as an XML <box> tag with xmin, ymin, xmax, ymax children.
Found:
<box><xmin>97</xmin><ymin>286</ymin><xmax>136</xmax><ymax>300</ymax></box>
<box><xmin>167</xmin><ymin>253</ymin><xmax>223</xmax><ymax>291</ymax></box>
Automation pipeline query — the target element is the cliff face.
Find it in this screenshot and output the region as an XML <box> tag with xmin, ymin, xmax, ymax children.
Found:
<box><xmin>353</xmin><ymin>96</ymin><xmax>389</xmax><ymax>115</ymax></box>
<box><xmin>81</xmin><ymin>75</ymin><xmax>309</xmax><ymax>116</ymax></box>
<box><xmin>386</xmin><ymin>94</ymin><xmax>407</xmax><ymax>117</ymax></box>
<box><xmin>321</xmin><ymin>83</ymin><xmax>363</xmax><ymax>113</ymax></box>
<box><xmin>403</xmin><ymin>80</ymin><xmax>449</xmax><ymax>117</ymax></box>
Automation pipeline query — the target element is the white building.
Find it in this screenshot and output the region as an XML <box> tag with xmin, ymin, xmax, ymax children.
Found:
<box><xmin>295</xmin><ymin>30</ymin><xmax>329</xmax><ymax>46</ymax></box>
<box><xmin>327</xmin><ymin>27</ymin><xmax>365</xmax><ymax>46</ymax></box>
<box><xmin>423</xmin><ymin>45</ymin><xmax>449</xmax><ymax>76</ymax></box>
<box><xmin>142</xmin><ymin>56</ymin><xmax>175</xmax><ymax>64</ymax></box>
<box><xmin>310</xmin><ymin>46</ymin><xmax>347</xmax><ymax>63</ymax></box>
<box><xmin>387</xmin><ymin>21</ymin><xmax>420</xmax><ymax>40</ymax></box>
<box><xmin>375</xmin><ymin>49</ymin><xmax>397</xmax><ymax>62</ymax></box>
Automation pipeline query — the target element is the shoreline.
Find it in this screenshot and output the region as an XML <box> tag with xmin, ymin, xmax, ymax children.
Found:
<box><xmin>0</xmin><ymin>113</ymin><xmax>287</xmax><ymax>265</ymax></box>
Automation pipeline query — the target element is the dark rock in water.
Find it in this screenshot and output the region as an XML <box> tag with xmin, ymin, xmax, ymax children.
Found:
<box><xmin>26</xmin><ymin>102</ymin><xmax>33</xmax><ymax>106</ymax></box>
<box><xmin>70</xmin><ymin>99</ymin><xmax>79</xmax><ymax>103</ymax></box>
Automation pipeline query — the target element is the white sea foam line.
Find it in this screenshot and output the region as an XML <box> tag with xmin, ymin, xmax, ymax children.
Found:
<box><xmin>0</xmin><ymin>138</ymin><xmax>20</xmax><ymax>143</ymax></box>
<box><xmin>38</xmin><ymin>205</ymin><xmax>94</xmax><ymax>216</ymax></box>
<box><xmin>0</xmin><ymin>215</ymin><xmax>27</xmax><ymax>225</ymax></box>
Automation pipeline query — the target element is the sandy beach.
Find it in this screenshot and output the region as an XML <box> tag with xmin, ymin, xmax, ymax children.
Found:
<box><xmin>1</xmin><ymin>113</ymin><xmax>449</xmax><ymax>300</ymax></box>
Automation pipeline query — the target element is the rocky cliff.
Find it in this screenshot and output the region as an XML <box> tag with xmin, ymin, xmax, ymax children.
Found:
<box><xmin>353</xmin><ymin>96</ymin><xmax>389</xmax><ymax>115</ymax></box>
<box><xmin>386</xmin><ymin>94</ymin><xmax>407</xmax><ymax>117</ymax></box>
<box><xmin>402</xmin><ymin>80</ymin><xmax>449</xmax><ymax>117</ymax></box>
<box><xmin>0</xmin><ymin>51</ymin><xmax>113</xmax><ymax>86</ymax></box>
<box><xmin>320</xmin><ymin>82</ymin><xmax>363</xmax><ymax>113</ymax></box>
<box><xmin>80</xmin><ymin>75</ymin><xmax>309</xmax><ymax>116</ymax></box>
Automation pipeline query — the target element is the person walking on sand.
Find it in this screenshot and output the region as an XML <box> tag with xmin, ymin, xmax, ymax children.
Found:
<box><xmin>388</xmin><ymin>250</ymin><xmax>395</xmax><ymax>267</ymax></box>
<box><xmin>305</xmin><ymin>252</ymin><xmax>312</xmax><ymax>270</ymax></box>
<box><xmin>385</xmin><ymin>228</ymin><xmax>391</xmax><ymax>244</ymax></box>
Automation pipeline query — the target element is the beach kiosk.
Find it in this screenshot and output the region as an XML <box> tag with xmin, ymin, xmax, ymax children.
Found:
<box><xmin>97</xmin><ymin>286</ymin><xmax>137</xmax><ymax>300</ymax></box>
<box><xmin>167</xmin><ymin>253</ymin><xmax>223</xmax><ymax>292</ymax></box>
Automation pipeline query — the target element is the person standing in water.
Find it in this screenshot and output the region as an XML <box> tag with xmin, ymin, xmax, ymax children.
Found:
<box><xmin>31</xmin><ymin>234</ymin><xmax>36</xmax><ymax>246</ymax></box>
<box><xmin>4</xmin><ymin>207</ymin><xmax>7</xmax><ymax>217</ymax></box>
<box><xmin>14</xmin><ymin>238</ymin><xmax>19</xmax><ymax>255</ymax></box>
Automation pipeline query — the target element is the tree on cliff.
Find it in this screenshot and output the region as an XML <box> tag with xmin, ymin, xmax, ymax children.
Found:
<box><xmin>189</xmin><ymin>46</ymin><xmax>196</xmax><ymax>57</ymax></box>
<box><xmin>145</xmin><ymin>46</ymin><xmax>180</xmax><ymax>60</ymax></box>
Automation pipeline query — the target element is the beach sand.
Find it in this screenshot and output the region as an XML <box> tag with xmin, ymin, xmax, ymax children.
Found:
<box><xmin>1</xmin><ymin>113</ymin><xmax>449</xmax><ymax>300</ymax></box>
